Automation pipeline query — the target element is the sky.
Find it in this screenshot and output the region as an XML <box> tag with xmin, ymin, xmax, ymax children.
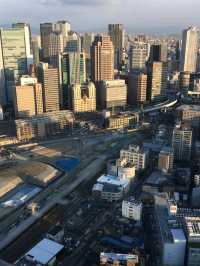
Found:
<box><xmin>0</xmin><ymin>0</ymin><xmax>200</xmax><ymax>33</ymax></box>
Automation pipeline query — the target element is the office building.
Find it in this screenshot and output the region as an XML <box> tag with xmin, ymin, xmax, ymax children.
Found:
<box><xmin>122</xmin><ymin>198</ymin><xmax>142</xmax><ymax>221</ymax></box>
<box><xmin>107</xmin><ymin>158</ymin><xmax>136</xmax><ymax>180</ymax></box>
<box><xmin>15</xmin><ymin>110</ymin><xmax>74</xmax><ymax>142</ymax></box>
<box><xmin>184</xmin><ymin>217</ymin><xmax>200</xmax><ymax>266</ymax></box>
<box><xmin>14</xmin><ymin>75</ymin><xmax>43</xmax><ymax>118</ymax></box>
<box><xmin>71</xmin><ymin>82</ymin><xmax>96</xmax><ymax>113</ymax></box>
<box><xmin>176</xmin><ymin>105</ymin><xmax>200</xmax><ymax>127</ymax></box>
<box><xmin>92</xmin><ymin>174</ymin><xmax>130</xmax><ymax>202</ymax></box>
<box><xmin>99</xmin><ymin>79</ymin><xmax>127</xmax><ymax>109</ymax></box>
<box><xmin>0</xmin><ymin>24</ymin><xmax>32</xmax><ymax>103</ymax></box>
<box><xmin>172</xmin><ymin>124</ymin><xmax>193</xmax><ymax>161</ymax></box>
<box><xmin>100</xmin><ymin>253</ymin><xmax>139</xmax><ymax>266</ymax></box>
<box><xmin>48</xmin><ymin>31</ymin><xmax>64</xmax><ymax>67</ymax></box>
<box><xmin>147</xmin><ymin>61</ymin><xmax>168</xmax><ymax>101</ymax></box>
<box><xmin>40</xmin><ymin>21</ymin><xmax>70</xmax><ymax>62</ymax></box>
<box><xmin>32</xmin><ymin>35</ymin><xmax>41</xmax><ymax>65</ymax></box>
<box><xmin>59</xmin><ymin>52</ymin><xmax>86</xmax><ymax>107</ymax></box>
<box><xmin>37</xmin><ymin>63</ymin><xmax>60</xmax><ymax>112</ymax></box>
<box><xmin>153</xmin><ymin>195</ymin><xmax>186</xmax><ymax>266</ymax></box>
<box><xmin>180</xmin><ymin>26</ymin><xmax>198</xmax><ymax>73</ymax></box>
<box><xmin>120</xmin><ymin>145</ymin><xmax>149</xmax><ymax>171</ymax></box>
<box><xmin>128</xmin><ymin>72</ymin><xmax>147</xmax><ymax>105</ymax></box>
<box><xmin>106</xmin><ymin>113</ymin><xmax>139</xmax><ymax>129</ymax></box>
<box><xmin>108</xmin><ymin>24</ymin><xmax>125</xmax><ymax>68</ymax></box>
<box><xmin>91</xmin><ymin>35</ymin><xmax>114</xmax><ymax>82</ymax></box>
<box><xmin>149</xmin><ymin>43</ymin><xmax>168</xmax><ymax>62</ymax></box>
<box><xmin>158</xmin><ymin>147</ymin><xmax>174</xmax><ymax>173</ymax></box>
<box><xmin>65</xmin><ymin>31</ymin><xmax>81</xmax><ymax>53</ymax></box>
<box><xmin>129</xmin><ymin>42</ymin><xmax>149</xmax><ymax>71</ymax></box>
<box><xmin>179</xmin><ymin>71</ymin><xmax>190</xmax><ymax>93</ymax></box>
<box><xmin>82</xmin><ymin>32</ymin><xmax>94</xmax><ymax>59</ymax></box>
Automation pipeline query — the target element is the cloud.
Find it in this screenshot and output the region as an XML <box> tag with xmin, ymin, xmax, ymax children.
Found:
<box><xmin>39</xmin><ymin>0</ymin><xmax>112</xmax><ymax>6</ymax></box>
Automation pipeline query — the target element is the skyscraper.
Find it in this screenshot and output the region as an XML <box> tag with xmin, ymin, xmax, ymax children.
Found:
<box><xmin>0</xmin><ymin>24</ymin><xmax>32</xmax><ymax>103</ymax></box>
<box><xmin>180</xmin><ymin>26</ymin><xmax>199</xmax><ymax>73</ymax></box>
<box><xmin>65</xmin><ymin>31</ymin><xmax>81</xmax><ymax>53</ymax></box>
<box><xmin>37</xmin><ymin>63</ymin><xmax>60</xmax><ymax>112</ymax></box>
<box><xmin>149</xmin><ymin>43</ymin><xmax>168</xmax><ymax>62</ymax></box>
<box><xmin>91</xmin><ymin>35</ymin><xmax>114</xmax><ymax>82</ymax></box>
<box><xmin>48</xmin><ymin>31</ymin><xmax>64</xmax><ymax>67</ymax></box>
<box><xmin>70</xmin><ymin>82</ymin><xmax>96</xmax><ymax>113</ymax></box>
<box><xmin>40</xmin><ymin>21</ymin><xmax>70</xmax><ymax>62</ymax></box>
<box><xmin>99</xmin><ymin>80</ymin><xmax>127</xmax><ymax>109</ymax></box>
<box><xmin>147</xmin><ymin>61</ymin><xmax>168</xmax><ymax>101</ymax></box>
<box><xmin>128</xmin><ymin>72</ymin><xmax>147</xmax><ymax>105</ymax></box>
<box><xmin>14</xmin><ymin>75</ymin><xmax>43</xmax><ymax>118</ymax></box>
<box><xmin>172</xmin><ymin>124</ymin><xmax>193</xmax><ymax>161</ymax></box>
<box><xmin>59</xmin><ymin>52</ymin><xmax>86</xmax><ymax>107</ymax></box>
<box><xmin>82</xmin><ymin>33</ymin><xmax>94</xmax><ymax>59</ymax></box>
<box><xmin>82</xmin><ymin>33</ymin><xmax>94</xmax><ymax>79</ymax></box>
<box><xmin>32</xmin><ymin>36</ymin><xmax>41</xmax><ymax>65</ymax></box>
<box><xmin>108</xmin><ymin>24</ymin><xmax>124</xmax><ymax>69</ymax></box>
<box><xmin>129</xmin><ymin>42</ymin><xmax>149</xmax><ymax>71</ymax></box>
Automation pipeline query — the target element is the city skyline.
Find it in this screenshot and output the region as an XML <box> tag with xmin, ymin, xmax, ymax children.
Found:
<box><xmin>1</xmin><ymin>0</ymin><xmax>200</xmax><ymax>33</ymax></box>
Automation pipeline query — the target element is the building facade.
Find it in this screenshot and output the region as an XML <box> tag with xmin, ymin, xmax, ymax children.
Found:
<box><xmin>180</xmin><ymin>26</ymin><xmax>198</xmax><ymax>73</ymax></box>
<box><xmin>129</xmin><ymin>42</ymin><xmax>149</xmax><ymax>71</ymax></box>
<box><xmin>158</xmin><ymin>147</ymin><xmax>174</xmax><ymax>173</ymax></box>
<box><xmin>99</xmin><ymin>79</ymin><xmax>127</xmax><ymax>109</ymax></box>
<box><xmin>0</xmin><ymin>24</ymin><xmax>32</xmax><ymax>103</ymax></box>
<box><xmin>147</xmin><ymin>61</ymin><xmax>168</xmax><ymax>101</ymax></box>
<box><xmin>14</xmin><ymin>76</ymin><xmax>43</xmax><ymax>118</ymax></box>
<box><xmin>108</xmin><ymin>24</ymin><xmax>125</xmax><ymax>68</ymax></box>
<box><xmin>172</xmin><ymin>124</ymin><xmax>193</xmax><ymax>161</ymax></box>
<box><xmin>37</xmin><ymin>63</ymin><xmax>60</xmax><ymax>112</ymax></box>
<box><xmin>91</xmin><ymin>35</ymin><xmax>114</xmax><ymax>82</ymax></box>
<box><xmin>128</xmin><ymin>72</ymin><xmax>147</xmax><ymax>105</ymax></box>
<box><xmin>120</xmin><ymin>145</ymin><xmax>149</xmax><ymax>171</ymax></box>
<box><xmin>71</xmin><ymin>82</ymin><xmax>96</xmax><ymax>113</ymax></box>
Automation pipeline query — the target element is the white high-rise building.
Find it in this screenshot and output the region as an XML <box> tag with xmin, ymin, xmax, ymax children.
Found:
<box><xmin>172</xmin><ymin>124</ymin><xmax>193</xmax><ymax>161</ymax></box>
<box><xmin>122</xmin><ymin>198</ymin><xmax>142</xmax><ymax>221</ymax></box>
<box><xmin>120</xmin><ymin>145</ymin><xmax>149</xmax><ymax>171</ymax></box>
<box><xmin>180</xmin><ymin>26</ymin><xmax>199</xmax><ymax>73</ymax></box>
<box><xmin>130</xmin><ymin>42</ymin><xmax>149</xmax><ymax>71</ymax></box>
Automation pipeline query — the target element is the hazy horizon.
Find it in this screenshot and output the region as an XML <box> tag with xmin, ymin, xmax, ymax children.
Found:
<box><xmin>0</xmin><ymin>0</ymin><xmax>199</xmax><ymax>33</ymax></box>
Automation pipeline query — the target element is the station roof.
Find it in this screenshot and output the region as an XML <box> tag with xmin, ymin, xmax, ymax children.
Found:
<box><xmin>26</xmin><ymin>238</ymin><xmax>64</xmax><ymax>265</ymax></box>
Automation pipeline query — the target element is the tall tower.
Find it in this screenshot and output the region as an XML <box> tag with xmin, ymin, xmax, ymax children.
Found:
<box><xmin>172</xmin><ymin>124</ymin><xmax>193</xmax><ymax>161</ymax></box>
<box><xmin>128</xmin><ymin>72</ymin><xmax>147</xmax><ymax>105</ymax></box>
<box><xmin>40</xmin><ymin>21</ymin><xmax>70</xmax><ymax>62</ymax></box>
<box><xmin>149</xmin><ymin>43</ymin><xmax>168</xmax><ymax>62</ymax></box>
<box><xmin>59</xmin><ymin>52</ymin><xmax>86</xmax><ymax>107</ymax></box>
<box><xmin>147</xmin><ymin>61</ymin><xmax>168</xmax><ymax>101</ymax></box>
<box><xmin>130</xmin><ymin>42</ymin><xmax>149</xmax><ymax>71</ymax></box>
<box><xmin>180</xmin><ymin>26</ymin><xmax>199</xmax><ymax>73</ymax></box>
<box><xmin>14</xmin><ymin>76</ymin><xmax>43</xmax><ymax>118</ymax></box>
<box><xmin>108</xmin><ymin>24</ymin><xmax>125</xmax><ymax>69</ymax></box>
<box><xmin>37</xmin><ymin>63</ymin><xmax>60</xmax><ymax>112</ymax></box>
<box><xmin>0</xmin><ymin>24</ymin><xmax>32</xmax><ymax>103</ymax></box>
<box><xmin>91</xmin><ymin>35</ymin><xmax>114</xmax><ymax>82</ymax></box>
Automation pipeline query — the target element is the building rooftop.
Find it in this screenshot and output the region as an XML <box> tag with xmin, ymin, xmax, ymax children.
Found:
<box><xmin>171</xmin><ymin>229</ymin><xmax>186</xmax><ymax>243</ymax></box>
<box><xmin>97</xmin><ymin>174</ymin><xmax>129</xmax><ymax>189</ymax></box>
<box><xmin>123</xmin><ymin>197</ymin><xmax>142</xmax><ymax>206</ymax></box>
<box><xmin>185</xmin><ymin>217</ymin><xmax>200</xmax><ymax>238</ymax></box>
<box><xmin>17</xmin><ymin>239</ymin><xmax>64</xmax><ymax>266</ymax></box>
<box><xmin>100</xmin><ymin>253</ymin><xmax>138</xmax><ymax>264</ymax></box>
<box><xmin>145</xmin><ymin>171</ymin><xmax>168</xmax><ymax>186</ymax></box>
<box><xmin>176</xmin><ymin>104</ymin><xmax>200</xmax><ymax>112</ymax></box>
